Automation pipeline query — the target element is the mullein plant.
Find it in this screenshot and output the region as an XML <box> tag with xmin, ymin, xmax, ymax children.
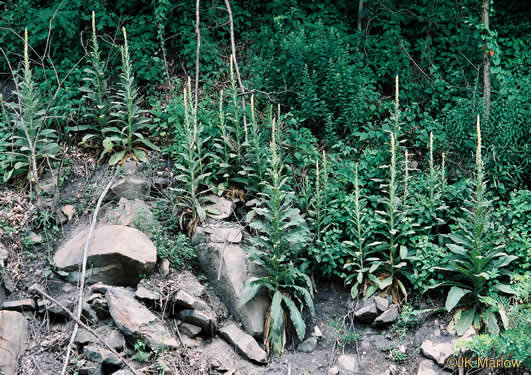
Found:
<box><xmin>0</xmin><ymin>29</ymin><xmax>60</xmax><ymax>184</ymax></box>
<box><xmin>240</xmin><ymin>119</ymin><xmax>314</xmax><ymax>355</ymax></box>
<box><xmin>433</xmin><ymin>116</ymin><xmax>517</xmax><ymax>335</ymax></box>
<box><xmin>170</xmin><ymin>78</ymin><xmax>212</xmax><ymax>233</ymax></box>
<box><xmin>344</xmin><ymin>163</ymin><xmax>382</xmax><ymax>299</ymax></box>
<box><xmin>108</xmin><ymin>27</ymin><xmax>158</xmax><ymax>164</ymax></box>
<box><xmin>373</xmin><ymin>133</ymin><xmax>415</xmax><ymax>303</ymax></box>
<box><xmin>73</xmin><ymin>12</ymin><xmax>110</xmax><ymax>149</ymax></box>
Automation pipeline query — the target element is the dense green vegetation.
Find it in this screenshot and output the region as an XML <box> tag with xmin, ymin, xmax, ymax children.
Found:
<box><xmin>1</xmin><ymin>0</ymin><xmax>529</xmax><ymax>362</ymax></box>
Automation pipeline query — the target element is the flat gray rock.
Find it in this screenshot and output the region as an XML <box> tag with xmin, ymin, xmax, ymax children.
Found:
<box><xmin>374</xmin><ymin>296</ymin><xmax>389</xmax><ymax>312</ymax></box>
<box><xmin>337</xmin><ymin>354</ymin><xmax>360</xmax><ymax>374</ymax></box>
<box><xmin>54</xmin><ymin>225</ymin><xmax>156</xmax><ymax>286</ymax></box>
<box><xmin>177</xmin><ymin>309</ymin><xmax>216</xmax><ymax>334</ymax></box>
<box><xmin>218</xmin><ymin>322</ymin><xmax>267</xmax><ymax>364</ymax></box>
<box><xmin>354</xmin><ymin>301</ymin><xmax>378</xmax><ymax>322</ymax></box>
<box><xmin>417</xmin><ymin>359</ymin><xmax>449</xmax><ymax>375</ymax></box>
<box><xmin>106</xmin><ymin>287</ymin><xmax>177</xmax><ymax>349</ymax></box>
<box><xmin>297</xmin><ymin>336</ymin><xmax>318</xmax><ymax>353</ymax></box>
<box><xmin>374</xmin><ymin>305</ymin><xmax>399</xmax><ymax>324</ymax></box>
<box><xmin>195</xmin><ymin>241</ymin><xmax>268</xmax><ymax>337</ymax></box>
<box><xmin>0</xmin><ymin>311</ymin><xmax>28</xmax><ymax>375</ymax></box>
<box><xmin>110</xmin><ymin>176</ymin><xmax>150</xmax><ymax>200</ymax></box>
<box><xmin>421</xmin><ymin>337</ymin><xmax>459</xmax><ymax>367</ymax></box>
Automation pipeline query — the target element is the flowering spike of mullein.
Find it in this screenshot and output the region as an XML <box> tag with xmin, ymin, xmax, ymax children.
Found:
<box><xmin>404</xmin><ymin>150</ymin><xmax>409</xmax><ymax>202</ymax></box>
<box><xmin>476</xmin><ymin>114</ymin><xmax>482</xmax><ymax>167</ymax></box>
<box><xmin>395</xmin><ymin>75</ymin><xmax>399</xmax><ymax>107</ymax></box>
<box><xmin>251</xmin><ymin>94</ymin><xmax>255</xmax><ymax>124</ymax></box>
<box><xmin>24</xmin><ymin>28</ymin><xmax>29</xmax><ymax>70</ymax></box>
<box><xmin>122</xmin><ymin>27</ymin><xmax>128</xmax><ymax>53</ymax></box>
<box><xmin>230</xmin><ymin>55</ymin><xmax>234</xmax><ymax>83</ymax></box>
<box><xmin>92</xmin><ymin>11</ymin><xmax>96</xmax><ymax>36</ymax></box>
<box><xmin>429</xmin><ymin>132</ymin><xmax>434</xmax><ymax>168</ymax></box>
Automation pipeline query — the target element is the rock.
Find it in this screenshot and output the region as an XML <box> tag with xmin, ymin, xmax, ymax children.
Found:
<box><xmin>328</xmin><ymin>366</ymin><xmax>340</xmax><ymax>375</ymax></box>
<box><xmin>106</xmin><ymin>287</ymin><xmax>178</xmax><ymax>349</ymax></box>
<box><xmin>61</xmin><ymin>205</ymin><xmax>76</xmax><ymax>221</ymax></box>
<box><xmin>112</xmin><ymin>370</ymin><xmax>135</xmax><ymax>375</ymax></box>
<box><xmin>173</xmin><ymin>290</ymin><xmax>209</xmax><ymax>311</ymax></box>
<box><xmin>135</xmin><ymin>285</ymin><xmax>160</xmax><ymax>301</ymax></box>
<box><xmin>297</xmin><ymin>336</ymin><xmax>318</xmax><ymax>353</ymax></box>
<box><xmin>374</xmin><ymin>305</ymin><xmax>399</xmax><ymax>325</ymax></box>
<box><xmin>372</xmin><ymin>335</ymin><xmax>393</xmax><ymax>351</ymax></box>
<box><xmin>421</xmin><ymin>337</ymin><xmax>459</xmax><ymax>367</ymax></box>
<box><xmin>0</xmin><ymin>271</ymin><xmax>15</xmax><ymax>294</ymax></box>
<box><xmin>180</xmin><ymin>335</ymin><xmax>201</xmax><ymax>348</ymax></box>
<box><xmin>417</xmin><ymin>359</ymin><xmax>447</xmax><ymax>375</ymax></box>
<box><xmin>374</xmin><ymin>296</ymin><xmax>389</xmax><ymax>312</ymax></box>
<box><xmin>54</xmin><ymin>225</ymin><xmax>156</xmax><ymax>286</ymax></box>
<box><xmin>102</xmin><ymin>198</ymin><xmax>155</xmax><ymax>238</ymax></box>
<box><xmin>337</xmin><ymin>354</ymin><xmax>360</xmax><ymax>374</ymax></box>
<box><xmin>354</xmin><ymin>300</ymin><xmax>378</xmax><ymax>322</ymax></box>
<box><xmin>1</xmin><ymin>298</ymin><xmax>36</xmax><ymax>311</ymax></box>
<box><xmin>29</xmin><ymin>231</ymin><xmax>42</xmax><ymax>244</ymax></box>
<box><xmin>0</xmin><ymin>242</ymin><xmax>8</xmax><ymax>267</ymax></box>
<box><xmin>195</xmin><ymin>241</ymin><xmax>268</xmax><ymax>337</ymax></box>
<box><xmin>79</xmin><ymin>361</ymin><xmax>100</xmax><ymax>375</ymax></box>
<box><xmin>0</xmin><ymin>311</ymin><xmax>28</xmax><ymax>375</ymax></box>
<box><xmin>179</xmin><ymin>322</ymin><xmax>202</xmax><ymax>337</ymax></box>
<box><xmin>76</xmin><ymin>326</ymin><xmax>125</xmax><ymax>352</ymax></box>
<box><xmin>110</xmin><ymin>176</ymin><xmax>150</xmax><ymax>200</ymax></box>
<box><xmin>204</xmin><ymin>195</ymin><xmax>234</xmax><ymax>220</ymax></box>
<box><xmin>193</xmin><ymin>223</ymin><xmax>243</xmax><ymax>244</ymax></box>
<box><xmin>219</xmin><ymin>322</ymin><xmax>267</xmax><ymax>364</ymax></box>
<box><xmin>201</xmin><ymin>338</ymin><xmax>265</xmax><ymax>374</ymax></box>
<box><xmin>176</xmin><ymin>271</ymin><xmax>205</xmax><ymax>298</ymax></box>
<box><xmin>85</xmin><ymin>345</ymin><xmax>121</xmax><ymax>366</ymax></box>
<box><xmin>159</xmin><ymin>259</ymin><xmax>170</xmax><ymax>276</ymax></box>
<box><xmin>177</xmin><ymin>309</ymin><xmax>216</xmax><ymax>334</ymax></box>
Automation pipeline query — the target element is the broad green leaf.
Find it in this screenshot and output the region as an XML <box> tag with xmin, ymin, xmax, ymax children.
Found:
<box><xmin>108</xmin><ymin>150</ymin><xmax>126</xmax><ymax>165</ymax></box>
<box><xmin>239</xmin><ymin>277</ymin><xmax>263</xmax><ymax>306</ymax></box>
<box><xmin>454</xmin><ymin>308</ymin><xmax>475</xmax><ymax>336</ymax></box>
<box><xmin>282</xmin><ymin>295</ymin><xmax>306</xmax><ymax>341</ymax></box>
<box><xmin>270</xmin><ymin>291</ymin><xmax>285</xmax><ymax>355</ymax></box>
<box><xmin>484</xmin><ymin>311</ymin><xmax>499</xmax><ymax>335</ymax></box>
<box><xmin>446</xmin><ymin>286</ymin><xmax>470</xmax><ymax>312</ymax></box>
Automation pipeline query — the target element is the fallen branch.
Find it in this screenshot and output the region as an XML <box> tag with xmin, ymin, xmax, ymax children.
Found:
<box><xmin>32</xmin><ymin>286</ymin><xmax>140</xmax><ymax>375</ymax></box>
<box><xmin>60</xmin><ymin>170</ymin><xmax>117</xmax><ymax>375</ymax></box>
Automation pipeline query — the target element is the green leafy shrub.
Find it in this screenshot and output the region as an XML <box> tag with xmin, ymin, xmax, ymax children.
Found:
<box><xmin>409</xmin><ymin>235</ymin><xmax>448</xmax><ymax>293</ymax></box>
<box><xmin>494</xmin><ymin>190</ymin><xmax>531</xmax><ymax>273</ymax></box>
<box><xmin>247</xmin><ymin>17</ymin><xmax>379</xmax><ymax>141</ymax></box>
<box><xmin>241</xmin><ymin>120</ymin><xmax>314</xmax><ymax>355</ymax></box>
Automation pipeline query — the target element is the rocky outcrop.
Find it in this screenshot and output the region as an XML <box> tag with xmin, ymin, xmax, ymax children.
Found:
<box><xmin>218</xmin><ymin>322</ymin><xmax>267</xmax><ymax>364</ymax></box>
<box><xmin>106</xmin><ymin>287</ymin><xmax>178</xmax><ymax>349</ymax></box>
<box><xmin>53</xmin><ymin>225</ymin><xmax>157</xmax><ymax>286</ymax></box>
<box><xmin>193</xmin><ymin>225</ymin><xmax>268</xmax><ymax>337</ymax></box>
<box><xmin>102</xmin><ymin>198</ymin><xmax>155</xmax><ymax>238</ymax></box>
<box><xmin>204</xmin><ymin>195</ymin><xmax>234</xmax><ymax>220</ymax></box>
<box><xmin>110</xmin><ymin>176</ymin><xmax>150</xmax><ymax>200</ymax></box>
<box><xmin>0</xmin><ymin>311</ymin><xmax>28</xmax><ymax>375</ymax></box>
<box><xmin>421</xmin><ymin>339</ymin><xmax>454</xmax><ymax>367</ymax></box>
<box><xmin>201</xmin><ymin>338</ymin><xmax>265</xmax><ymax>374</ymax></box>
